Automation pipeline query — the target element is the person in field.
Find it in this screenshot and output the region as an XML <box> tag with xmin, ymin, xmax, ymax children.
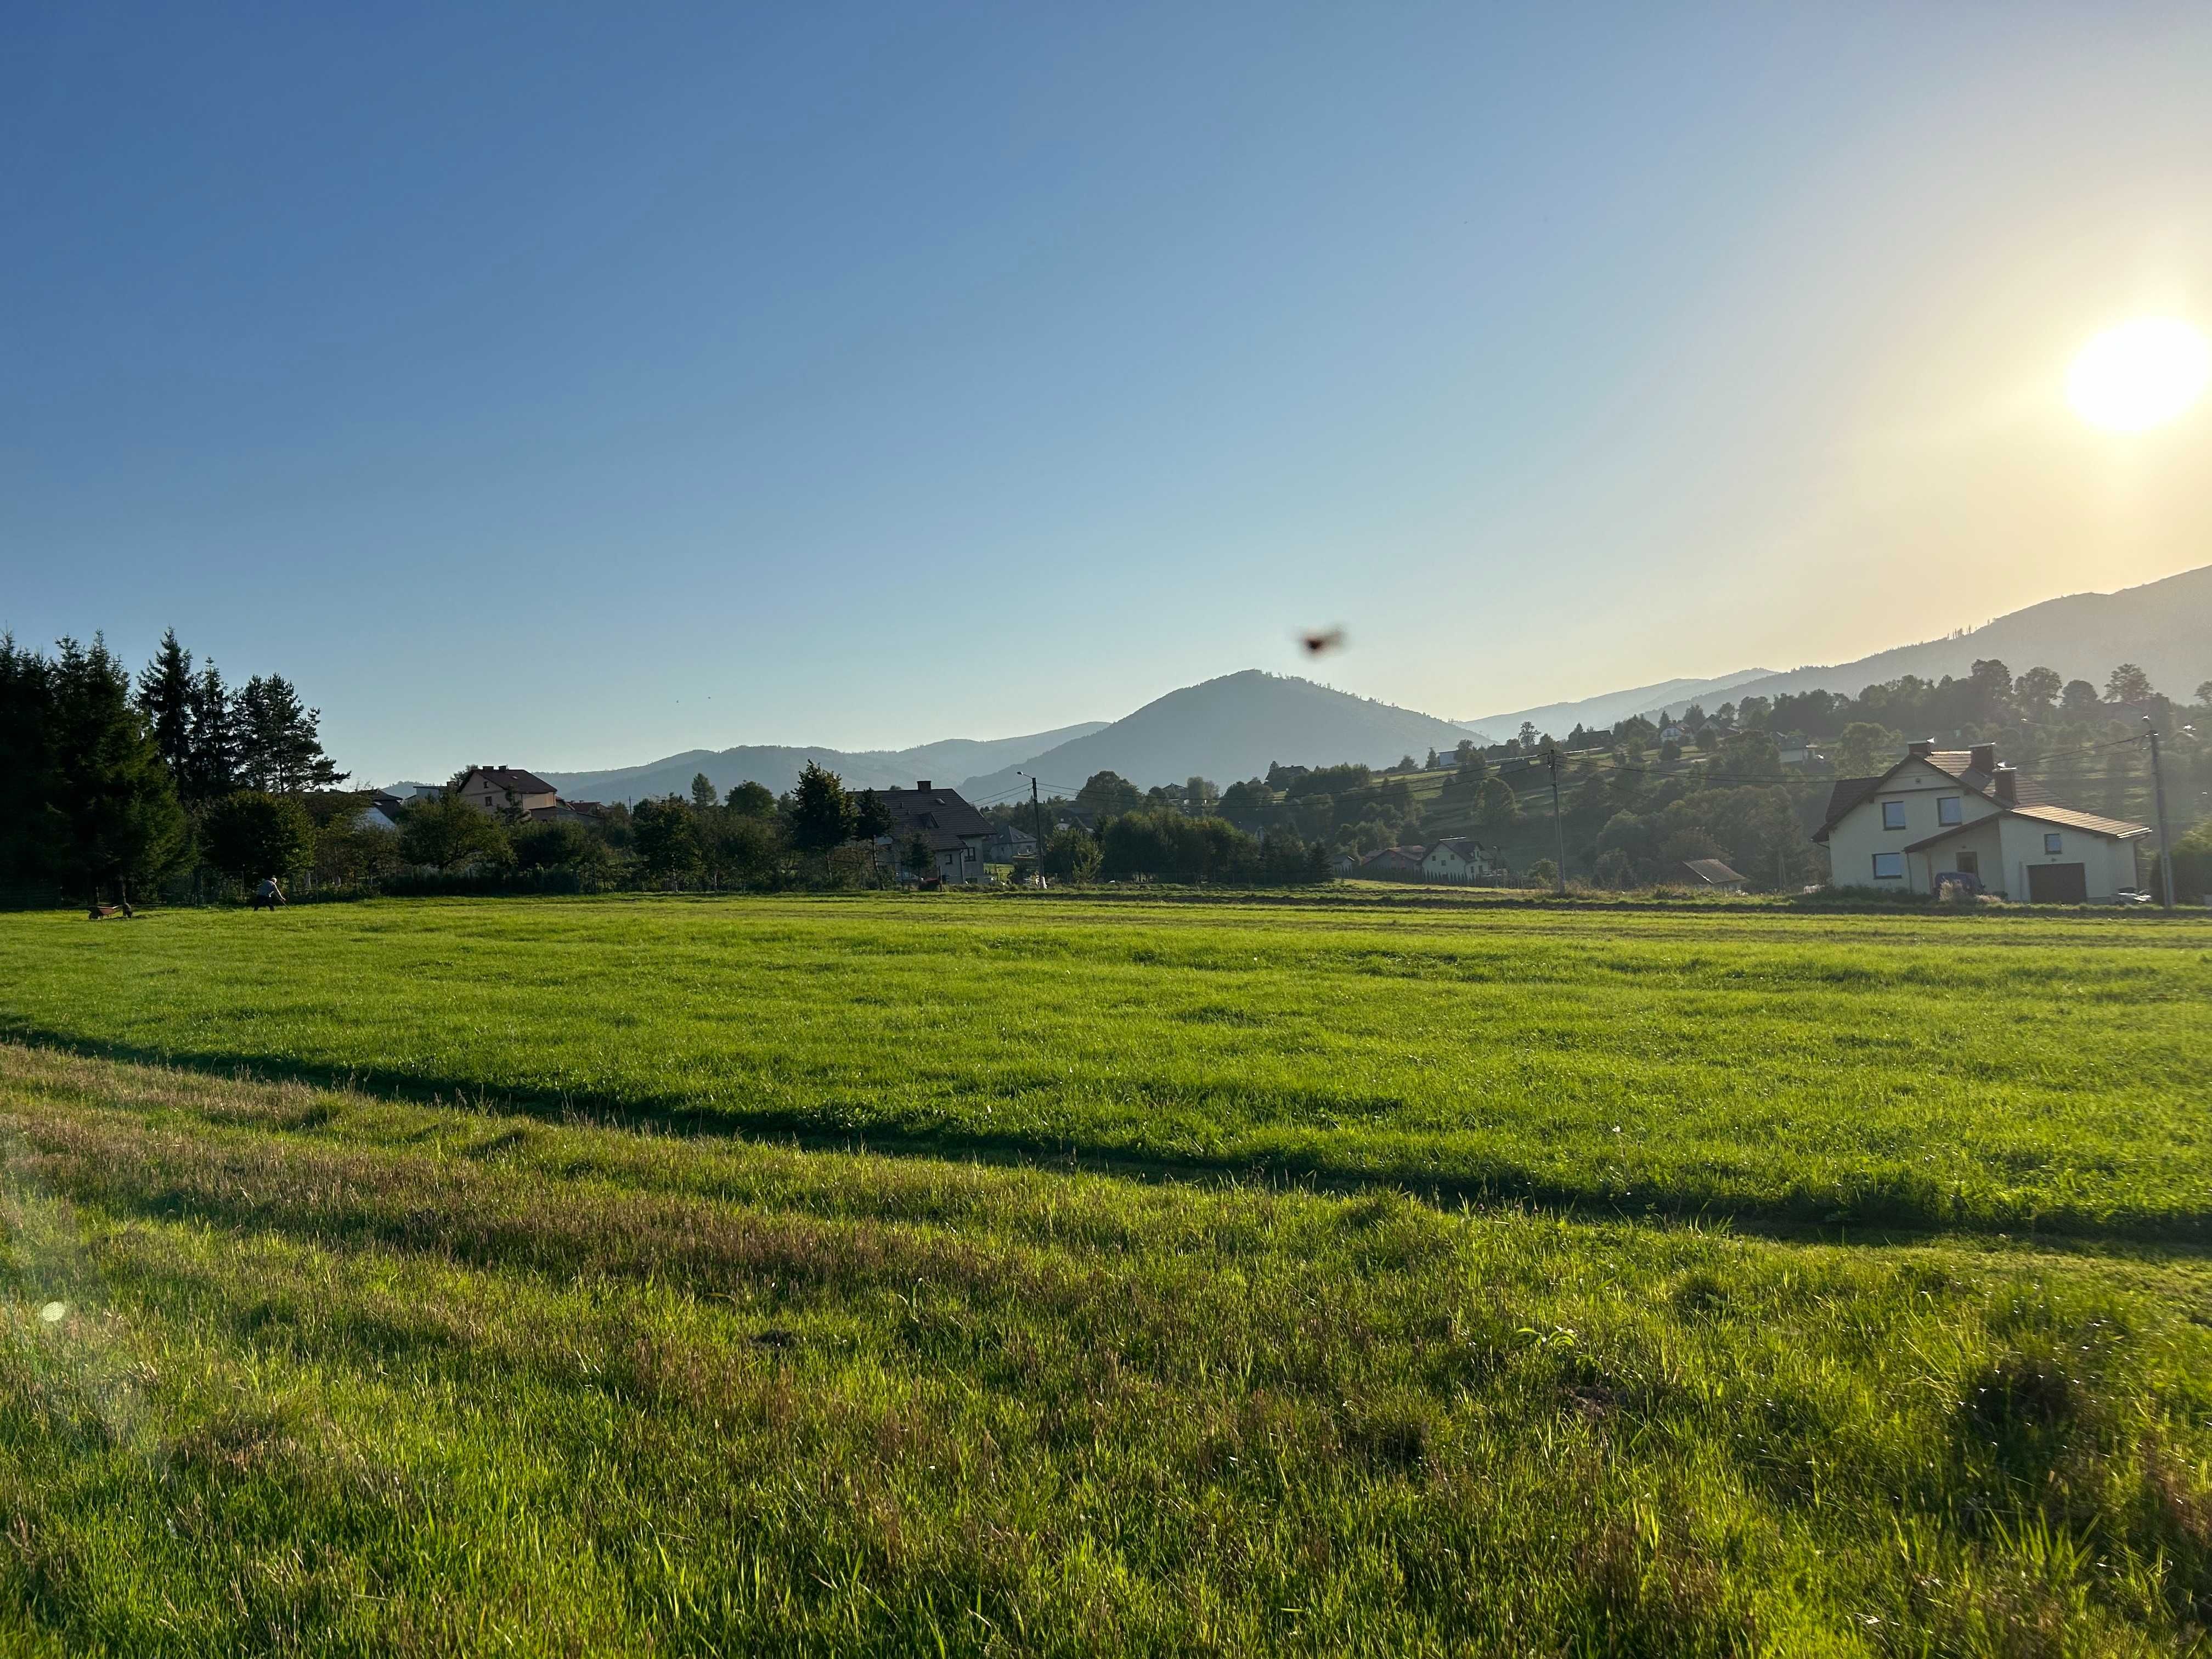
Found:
<box><xmin>251</xmin><ymin>875</ymin><xmax>286</xmax><ymax>911</ymax></box>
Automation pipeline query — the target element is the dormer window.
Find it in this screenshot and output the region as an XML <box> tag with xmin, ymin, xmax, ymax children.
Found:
<box><xmin>1882</xmin><ymin>800</ymin><xmax>1907</xmax><ymax>830</ymax></box>
<box><xmin>1938</xmin><ymin>796</ymin><xmax>1962</xmax><ymax>826</ymax></box>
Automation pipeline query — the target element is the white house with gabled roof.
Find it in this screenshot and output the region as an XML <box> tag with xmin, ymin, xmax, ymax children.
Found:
<box><xmin>1814</xmin><ymin>741</ymin><xmax>2148</xmax><ymax>902</ymax></box>
<box><xmin>1420</xmin><ymin>837</ymin><xmax>1504</xmax><ymax>883</ymax></box>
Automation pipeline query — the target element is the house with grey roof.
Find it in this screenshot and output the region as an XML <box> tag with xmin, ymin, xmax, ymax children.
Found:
<box><xmin>453</xmin><ymin>766</ymin><xmax>559</xmax><ymax>816</ymax></box>
<box><xmin>874</xmin><ymin>781</ymin><xmax>995</xmax><ymax>886</ymax></box>
<box><xmin>1814</xmin><ymin>741</ymin><xmax>2148</xmax><ymax>902</ymax></box>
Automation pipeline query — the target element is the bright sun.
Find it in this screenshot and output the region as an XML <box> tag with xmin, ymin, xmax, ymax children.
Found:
<box><xmin>2066</xmin><ymin>317</ymin><xmax>2210</xmax><ymax>432</ymax></box>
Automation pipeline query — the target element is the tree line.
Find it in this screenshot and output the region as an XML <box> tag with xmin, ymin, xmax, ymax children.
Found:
<box><xmin>0</xmin><ymin>630</ymin><xmax>343</xmax><ymax>905</ymax></box>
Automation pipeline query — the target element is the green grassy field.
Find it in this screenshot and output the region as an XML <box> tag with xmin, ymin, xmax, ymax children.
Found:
<box><xmin>3</xmin><ymin>897</ymin><xmax>2207</xmax><ymax>1237</ymax></box>
<box><xmin>2</xmin><ymin>895</ymin><xmax>2210</xmax><ymax>1654</ymax></box>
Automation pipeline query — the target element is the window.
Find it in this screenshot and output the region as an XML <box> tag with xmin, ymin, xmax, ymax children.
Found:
<box><xmin>1881</xmin><ymin>800</ymin><xmax>1907</xmax><ymax>830</ymax></box>
<box><xmin>1938</xmin><ymin>796</ymin><xmax>1962</xmax><ymax>826</ymax></box>
<box><xmin>1955</xmin><ymin>851</ymin><xmax>1979</xmax><ymax>876</ymax></box>
<box><xmin>1872</xmin><ymin>853</ymin><xmax>1904</xmax><ymax>879</ymax></box>
<box><xmin>2044</xmin><ymin>832</ymin><xmax>2063</xmax><ymax>854</ymax></box>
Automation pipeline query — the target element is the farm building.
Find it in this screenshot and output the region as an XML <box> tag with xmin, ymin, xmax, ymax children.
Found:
<box><xmin>1815</xmin><ymin>741</ymin><xmax>2148</xmax><ymax>902</ymax></box>
<box><xmin>1358</xmin><ymin>847</ymin><xmax>1427</xmax><ymax>878</ymax></box>
<box><xmin>1675</xmin><ymin>858</ymin><xmax>1747</xmax><ymax>893</ymax></box>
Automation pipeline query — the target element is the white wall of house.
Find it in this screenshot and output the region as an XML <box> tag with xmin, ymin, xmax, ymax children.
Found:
<box><xmin>1990</xmin><ymin>815</ymin><xmax>2137</xmax><ymax>902</ymax></box>
<box><xmin>1827</xmin><ymin>760</ymin><xmax>1995</xmax><ymax>895</ymax></box>
<box><xmin>1421</xmin><ymin>845</ymin><xmax>1498</xmax><ymax>882</ymax></box>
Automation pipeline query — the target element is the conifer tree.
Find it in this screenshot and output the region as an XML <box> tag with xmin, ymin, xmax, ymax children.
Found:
<box><xmin>134</xmin><ymin>628</ymin><xmax>195</xmax><ymax>782</ymax></box>
<box><xmin>0</xmin><ymin>636</ymin><xmax>57</xmax><ymax>885</ymax></box>
<box><xmin>236</xmin><ymin>674</ymin><xmax>346</xmax><ymax>793</ymax></box>
<box><xmin>184</xmin><ymin>663</ymin><xmax>240</xmax><ymax>805</ymax></box>
<box><xmin>43</xmin><ymin>636</ymin><xmax>187</xmax><ymax>901</ymax></box>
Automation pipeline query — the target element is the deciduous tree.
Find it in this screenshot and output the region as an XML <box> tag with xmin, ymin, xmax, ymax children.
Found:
<box><xmin>398</xmin><ymin>793</ymin><xmax>511</xmax><ymax>872</ymax></box>
<box><xmin>201</xmin><ymin>791</ymin><xmax>315</xmax><ymax>883</ymax></box>
<box><xmin>2104</xmin><ymin>663</ymin><xmax>2156</xmax><ymax>706</ymax></box>
<box><xmin>788</xmin><ymin>762</ymin><xmax>853</xmax><ymax>855</ymax></box>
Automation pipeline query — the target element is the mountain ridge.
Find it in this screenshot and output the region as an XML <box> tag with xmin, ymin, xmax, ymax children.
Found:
<box><xmin>1712</xmin><ymin>564</ymin><xmax>2212</xmax><ymax>709</ymax></box>
<box><xmin>541</xmin><ymin>721</ymin><xmax>1110</xmax><ymax>805</ymax></box>
<box><xmin>532</xmin><ymin>562</ymin><xmax>2210</xmax><ymax>807</ymax></box>
<box><xmin>957</xmin><ymin>672</ymin><xmax>1480</xmax><ymax>800</ymax></box>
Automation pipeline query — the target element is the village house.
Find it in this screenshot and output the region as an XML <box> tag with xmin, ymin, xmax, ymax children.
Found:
<box><xmin>453</xmin><ymin>766</ymin><xmax>559</xmax><ymax>816</ymax></box>
<box><xmin>1420</xmin><ymin>837</ymin><xmax>1504</xmax><ymax>883</ymax></box>
<box><xmin>1815</xmin><ymin>741</ymin><xmax>2149</xmax><ymax>902</ymax></box>
<box><xmin>875</xmin><ymin>781</ymin><xmax>994</xmax><ymax>886</ymax></box>
<box><xmin>984</xmin><ymin>820</ymin><xmax>1039</xmax><ymax>865</ymax></box>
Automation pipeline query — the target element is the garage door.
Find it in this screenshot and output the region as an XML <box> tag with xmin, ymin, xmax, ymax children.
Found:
<box><xmin>2027</xmin><ymin>863</ymin><xmax>2087</xmax><ymax>903</ymax></box>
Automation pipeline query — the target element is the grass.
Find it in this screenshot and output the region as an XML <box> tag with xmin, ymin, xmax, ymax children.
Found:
<box><xmin>3</xmin><ymin>1042</ymin><xmax>2211</xmax><ymax>1655</ymax></box>
<box><xmin>1</xmin><ymin>896</ymin><xmax>2207</xmax><ymax>1238</ymax></box>
<box><xmin>1</xmin><ymin>893</ymin><xmax>2209</xmax><ymax>1652</ymax></box>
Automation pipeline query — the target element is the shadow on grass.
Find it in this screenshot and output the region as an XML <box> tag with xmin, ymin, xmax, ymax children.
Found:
<box><xmin>7</xmin><ymin>1023</ymin><xmax>2208</xmax><ymax>1250</ymax></box>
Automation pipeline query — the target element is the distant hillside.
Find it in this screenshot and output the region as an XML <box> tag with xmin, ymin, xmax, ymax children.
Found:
<box><xmin>542</xmin><ymin>721</ymin><xmax>1108</xmax><ymax>805</ymax></box>
<box><xmin>960</xmin><ymin>672</ymin><xmax>1479</xmax><ymax>800</ymax></box>
<box><xmin>1720</xmin><ymin>563</ymin><xmax>2212</xmax><ymax>707</ymax></box>
<box><xmin>1462</xmin><ymin>669</ymin><xmax>1775</xmax><ymax>743</ymax></box>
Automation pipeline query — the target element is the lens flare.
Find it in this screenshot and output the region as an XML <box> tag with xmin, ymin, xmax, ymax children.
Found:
<box><xmin>2066</xmin><ymin>317</ymin><xmax>2210</xmax><ymax>432</ymax></box>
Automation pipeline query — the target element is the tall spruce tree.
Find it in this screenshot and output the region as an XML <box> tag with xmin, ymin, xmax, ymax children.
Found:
<box><xmin>0</xmin><ymin>636</ymin><xmax>57</xmax><ymax>887</ymax></box>
<box><xmin>236</xmin><ymin>674</ymin><xmax>346</xmax><ymax>793</ymax></box>
<box><xmin>184</xmin><ymin>662</ymin><xmax>240</xmax><ymax>805</ymax></box>
<box><xmin>43</xmin><ymin>637</ymin><xmax>188</xmax><ymax>902</ymax></box>
<box><xmin>134</xmin><ymin>628</ymin><xmax>195</xmax><ymax>783</ymax></box>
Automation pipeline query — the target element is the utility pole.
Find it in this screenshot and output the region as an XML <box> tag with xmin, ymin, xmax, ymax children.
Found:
<box><xmin>2145</xmin><ymin>716</ymin><xmax>2176</xmax><ymax>912</ymax></box>
<box><xmin>1022</xmin><ymin>772</ymin><xmax>1046</xmax><ymax>888</ymax></box>
<box><xmin>1544</xmin><ymin>744</ymin><xmax>1566</xmax><ymax>896</ymax></box>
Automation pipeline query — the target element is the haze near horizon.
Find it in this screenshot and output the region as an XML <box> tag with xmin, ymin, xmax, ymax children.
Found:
<box><xmin>7</xmin><ymin>3</ymin><xmax>2210</xmax><ymax>781</ymax></box>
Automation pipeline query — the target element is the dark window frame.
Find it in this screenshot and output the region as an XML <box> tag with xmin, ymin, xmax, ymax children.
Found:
<box><xmin>1872</xmin><ymin>851</ymin><xmax>1905</xmax><ymax>879</ymax></box>
<box><xmin>1881</xmin><ymin>800</ymin><xmax>1908</xmax><ymax>831</ymax></box>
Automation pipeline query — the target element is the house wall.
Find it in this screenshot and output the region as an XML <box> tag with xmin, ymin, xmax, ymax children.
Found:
<box><xmin>1992</xmin><ymin>816</ymin><xmax>2137</xmax><ymax>902</ymax></box>
<box><xmin>936</xmin><ymin>838</ymin><xmax>987</xmax><ymax>885</ymax></box>
<box><xmin>1826</xmin><ymin>761</ymin><xmax>1996</xmax><ymax>894</ymax></box>
<box><xmin>1907</xmin><ymin>820</ymin><xmax>2005</xmax><ymax>893</ymax></box>
<box><xmin>459</xmin><ymin>776</ymin><xmax>556</xmax><ymax>815</ymax></box>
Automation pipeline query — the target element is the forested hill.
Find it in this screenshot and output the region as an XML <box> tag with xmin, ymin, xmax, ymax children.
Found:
<box><xmin>1720</xmin><ymin>562</ymin><xmax>2212</xmax><ymax>707</ymax></box>
<box><xmin>959</xmin><ymin>672</ymin><xmax>1480</xmax><ymax>800</ymax></box>
<box><xmin>541</xmin><ymin>721</ymin><xmax>1108</xmax><ymax>805</ymax></box>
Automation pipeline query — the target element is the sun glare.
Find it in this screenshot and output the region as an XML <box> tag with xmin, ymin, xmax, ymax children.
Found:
<box><xmin>2066</xmin><ymin>317</ymin><xmax>2210</xmax><ymax>432</ymax></box>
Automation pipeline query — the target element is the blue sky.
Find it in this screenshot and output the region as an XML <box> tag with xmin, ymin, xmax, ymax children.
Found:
<box><xmin>6</xmin><ymin>3</ymin><xmax>2210</xmax><ymax>780</ymax></box>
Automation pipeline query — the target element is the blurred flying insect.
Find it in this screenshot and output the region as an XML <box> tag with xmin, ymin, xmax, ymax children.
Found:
<box><xmin>1300</xmin><ymin>627</ymin><xmax>1346</xmax><ymax>657</ymax></box>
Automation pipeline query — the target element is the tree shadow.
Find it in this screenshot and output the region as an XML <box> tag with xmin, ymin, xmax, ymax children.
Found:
<box><xmin>5</xmin><ymin>1024</ymin><xmax>2207</xmax><ymax>1252</ymax></box>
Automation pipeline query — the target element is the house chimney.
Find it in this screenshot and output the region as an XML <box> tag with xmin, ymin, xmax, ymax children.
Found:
<box><xmin>916</xmin><ymin>780</ymin><xmax>931</xmax><ymax>792</ymax></box>
<box><xmin>1908</xmin><ymin>740</ymin><xmax>1935</xmax><ymax>760</ymax></box>
<box><xmin>1992</xmin><ymin>764</ymin><xmax>2017</xmax><ymax>804</ymax></box>
<box><xmin>1969</xmin><ymin>742</ymin><xmax>1996</xmax><ymax>774</ymax></box>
